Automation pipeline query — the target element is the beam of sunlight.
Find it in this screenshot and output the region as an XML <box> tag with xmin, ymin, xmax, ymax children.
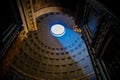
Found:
<box><xmin>56</xmin><ymin>27</ymin><xmax>94</xmax><ymax>74</ymax></box>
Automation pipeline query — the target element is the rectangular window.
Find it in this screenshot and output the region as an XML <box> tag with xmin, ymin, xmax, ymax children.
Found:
<box><xmin>87</xmin><ymin>11</ymin><xmax>98</xmax><ymax>37</ymax></box>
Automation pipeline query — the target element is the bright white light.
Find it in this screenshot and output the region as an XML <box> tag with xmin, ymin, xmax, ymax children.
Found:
<box><xmin>51</xmin><ymin>24</ymin><xmax>65</xmax><ymax>37</ymax></box>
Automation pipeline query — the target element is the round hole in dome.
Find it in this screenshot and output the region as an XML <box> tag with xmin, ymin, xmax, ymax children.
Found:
<box><xmin>50</xmin><ymin>24</ymin><xmax>65</xmax><ymax>37</ymax></box>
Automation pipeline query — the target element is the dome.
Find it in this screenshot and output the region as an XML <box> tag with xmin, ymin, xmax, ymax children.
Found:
<box><xmin>11</xmin><ymin>8</ymin><xmax>95</xmax><ymax>80</ymax></box>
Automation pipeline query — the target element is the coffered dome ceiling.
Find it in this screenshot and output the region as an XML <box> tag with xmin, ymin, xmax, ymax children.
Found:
<box><xmin>10</xmin><ymin>8</ymin><xmax>95</xmax><ymax>80</ymax></box>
